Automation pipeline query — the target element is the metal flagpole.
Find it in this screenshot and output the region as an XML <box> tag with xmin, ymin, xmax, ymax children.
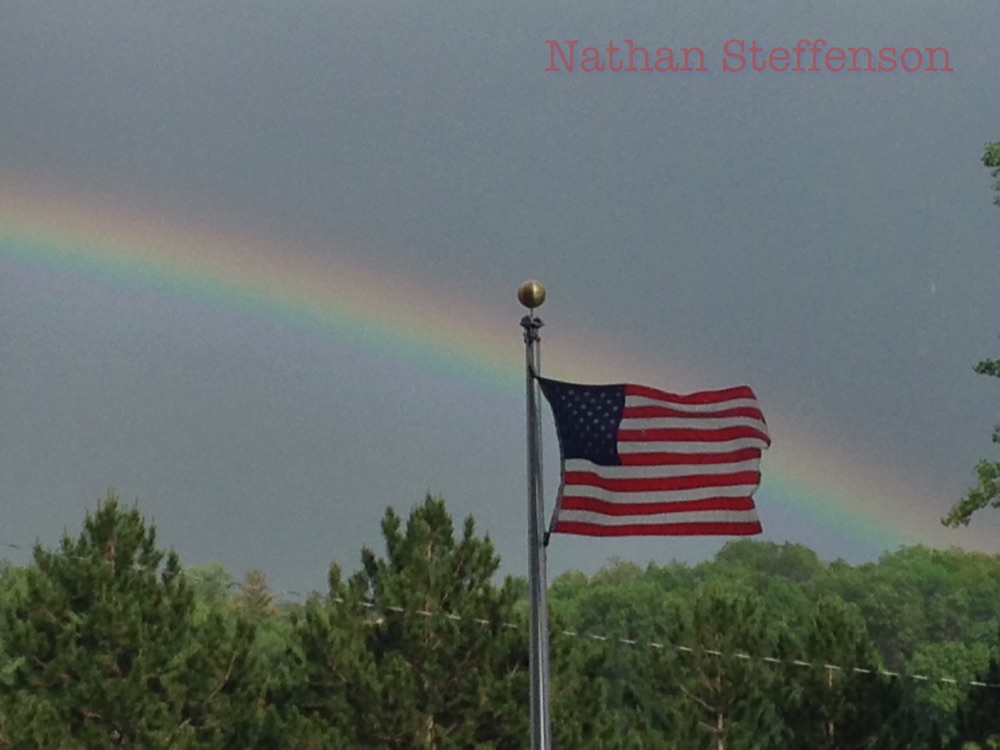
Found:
<box><xmin>518</xmin><ymin>280</ymin><xmax>552</xmax><ymax>750</ymax></box>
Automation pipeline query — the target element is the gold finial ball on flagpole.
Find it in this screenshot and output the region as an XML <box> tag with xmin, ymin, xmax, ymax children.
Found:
<box><xmin>517</xmin><ymin>280</ymin><xmax>546</xmax><ymax>309</ymax></box>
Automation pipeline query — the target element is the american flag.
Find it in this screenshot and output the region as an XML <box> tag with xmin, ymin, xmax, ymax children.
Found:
<box><xmin>538</xmin><ymin>377</ymin><xmax>770</xmax><ymax>536</ymax></box>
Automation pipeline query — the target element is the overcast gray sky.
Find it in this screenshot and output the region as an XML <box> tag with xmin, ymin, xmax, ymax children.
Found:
<box><xmin>2</xmin><ymin>1</ymin><xmax>999</xmax><ymax>594</ymax></box>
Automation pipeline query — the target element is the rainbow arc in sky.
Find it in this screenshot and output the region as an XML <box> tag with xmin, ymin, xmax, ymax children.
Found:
<box><xmin>2</xmin><ymin>180</ymin><xmax>993</xmax><ymax>559</ymax></box>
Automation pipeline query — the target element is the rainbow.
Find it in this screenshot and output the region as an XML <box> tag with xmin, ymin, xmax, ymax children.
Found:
<box><xmin>1</xmin><ymin>180</ymin><xmax>994</xmax><ymax>558</ymax></box>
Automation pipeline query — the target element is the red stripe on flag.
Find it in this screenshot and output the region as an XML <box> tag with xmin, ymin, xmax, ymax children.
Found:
<box><xmin>564</xmin><ymin>470</ymin><xmax>761</xmax><ymax>492</ymax></box>
<box><xmin>559</xmin><ymin>495</ymin><xmax>757</xmax><ymax>516</ymax></box>
<box><xmin>553</xmin><ymin>520</ymin><xmax>763</xmax><ymax>537</ymax></box>
<box><xmin>619</xmin><ymin>448</ymin><xmax>762</xmax><ymax>466</ymax></box>
<box><xmin>618</xmin><ymin>426</ymin><xmax>771</xmax><ymax>444</ymax></box>
<box><xmin>624</xmin><ymin>383</ymin><xmax>757</xmax><ymax>405</ymax></box>
<box><xmin>623</xmin><ymin>405</ymin><xmax>765</xmax><ymax>420</ymax></box>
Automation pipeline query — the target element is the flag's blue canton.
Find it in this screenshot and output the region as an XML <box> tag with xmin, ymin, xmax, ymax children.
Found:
<box><xmin>539</xmin><ymin>379</ymin><xmax>624</xmax><ymax>466</ymax></box>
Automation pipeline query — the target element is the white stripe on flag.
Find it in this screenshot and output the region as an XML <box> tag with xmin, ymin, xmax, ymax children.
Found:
<box><xmin>559</xmin><ymin>483</ymin><xmax>759</xmax><ymax>505</ymax></box>
<box><xmin>618</xmin><ymin>438</ymin><xmax>769</xmax><ymax>453</ymax></box>
<box><xmin>625</xmin><ymin>395</ymin><xmax>764</xmax><ymax>413</ymax></box>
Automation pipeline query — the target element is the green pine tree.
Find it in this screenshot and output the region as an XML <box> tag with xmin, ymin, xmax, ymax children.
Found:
<box><xmin>782</xmin><ymin>595</ymin><xmax>907</xmax><ymax>749</ymax></box>
<box><xmin>274</xmin><ymin>495</ymin><xmax>528</xmax><ymax>748</ymax></box>
<box><xmin>651</xmin><ymin>583</ymin><xmax>787</xmax><ymax>750</ymax></box>
<box><xmin>0</xmin><ymin>493</ymin><xmax>267</xmax><ymax>749</ymax></box>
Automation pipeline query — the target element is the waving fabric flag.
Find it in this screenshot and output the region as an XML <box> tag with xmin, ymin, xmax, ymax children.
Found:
<box><xmin>537</xmin><ymin>377</ymin><xmax>770</xmax><ymax>537</ymax></box>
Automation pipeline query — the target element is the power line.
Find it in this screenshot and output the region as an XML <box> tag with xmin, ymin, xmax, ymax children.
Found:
<box><xmin>326</xmin><ymin>595</ymin><xmax>1000</xmax><ymax>690</ymax></box>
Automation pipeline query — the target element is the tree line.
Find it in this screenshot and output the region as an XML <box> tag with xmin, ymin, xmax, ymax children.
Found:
<box><xmin>2</xmin><ymin>493</ymin><xmax>1000</xmax><ymax>749</ymax></box>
